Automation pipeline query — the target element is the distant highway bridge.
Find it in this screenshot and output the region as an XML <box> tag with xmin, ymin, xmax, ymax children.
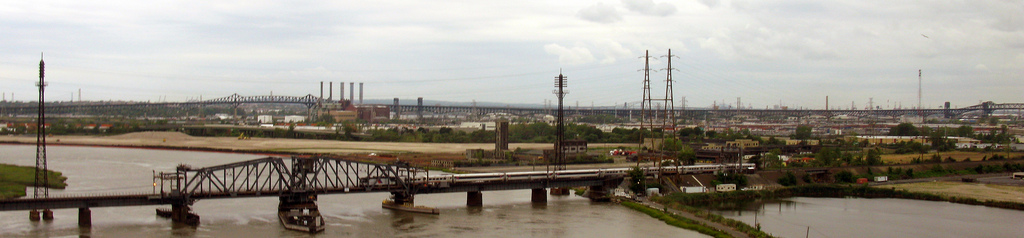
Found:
<box><xmin>1</xmin><ymin>93</ymin><xmax>1019</xmax><ymax>119</ymax></box>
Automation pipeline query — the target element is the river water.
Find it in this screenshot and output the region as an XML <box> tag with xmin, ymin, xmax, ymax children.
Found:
<box><xmin>0</xmin><ymin>145</ymin><xmax>707</xmax><ymax>237</ymax></box>
<box><xmin>713</xmin><ymin>197</ymin><xmax>1024</xmax><ymax>238</ymax></box>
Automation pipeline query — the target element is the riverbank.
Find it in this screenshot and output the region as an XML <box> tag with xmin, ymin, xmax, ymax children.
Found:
<box><xmin>0</xmin><ymin>164</ymin><xmax>67</xmax><ymax>199</ymax></box>
<box><xmin>621</xmin><ymin>200</ymin><xmax>741</xmax><ymax>238</ymax></box>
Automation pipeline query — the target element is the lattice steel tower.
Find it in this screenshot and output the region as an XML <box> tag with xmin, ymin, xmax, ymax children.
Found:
<box><xmin>32</xmin><ymin>53</ymin><xmax>53</xmax><ymax>221</ymax></box>
<box><xmin>638</xmin><ymin>50</ymin><xmax>656</xmax><ymax>152</ymax></box>
<box><xmin>553</xmin><ymin>72</ymin><xmax>568</xmax><ymax>171</ymax></box>
<box><xmin>662</xmin><ymin>49</ymin><xmax>677</xmax><ymax>133</ymax></box>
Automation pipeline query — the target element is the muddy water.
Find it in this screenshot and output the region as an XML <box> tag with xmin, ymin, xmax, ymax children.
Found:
<box><xmin>0</xmin><ymin>145</ymin><xmax>707</xmax><ymax>237</ymax></box>
<box><xmin>713</xmin><ymin>197</ymin><xmax>1024</xmax><ymax>238</ymax></box>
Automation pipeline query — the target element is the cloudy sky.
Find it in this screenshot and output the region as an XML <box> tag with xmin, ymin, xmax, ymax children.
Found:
<box><xmin>1</xmin><ymin>0</ymin><xmax>1021</xmax><ymax>109</ymax></box>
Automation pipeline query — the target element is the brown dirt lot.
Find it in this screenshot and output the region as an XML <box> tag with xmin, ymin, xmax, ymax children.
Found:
<box><xmin>881</xmin><ymin>151</ymin><xmax>1024</xmax><ymax>164</ymax></box>
<box><xmin>0</xmin><ymin>132</ymin><xmax>631</xmax><ymax>167</ymax></box>
<box><xmin>878</xmin><ymin>181</ymin><xmax>1024</xmax><ymax>203</ymax></box>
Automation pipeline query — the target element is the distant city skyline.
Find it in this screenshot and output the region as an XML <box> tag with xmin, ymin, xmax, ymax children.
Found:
<box><xmin>1</xmin><ymin>1</ymin><xmax>1020</xmax><ymax>110</ymax></box>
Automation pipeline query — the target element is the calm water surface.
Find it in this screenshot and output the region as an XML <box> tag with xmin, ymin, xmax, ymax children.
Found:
<box><xmin>0</xmin><ymin>145</ymin><xmax>707</xmax><ymax>237</ymax></box>
<box><xmin>714</xmin><ymin>197</ymin><xmax>1024</xmax><ymax>238</ymax></box>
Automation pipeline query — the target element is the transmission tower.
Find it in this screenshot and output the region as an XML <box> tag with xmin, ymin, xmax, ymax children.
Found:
<box><xmin>638</xmin><ymin>50</ymin><xmax>656</xmax><ymax>154</ymax></box>
<box><xmin>32</xmin><ymin>53</ymin><xmax>53</xmax><ymax>221</ymax></box>
<box><xmin>661</xmin><ymin>49</ymin><xmax>678</xmax><ymax>133</ymax></box>
<box><xmin>552</xmin><ymin>72</ymin><xmax>568</xmax><ymax>171</ymax></box>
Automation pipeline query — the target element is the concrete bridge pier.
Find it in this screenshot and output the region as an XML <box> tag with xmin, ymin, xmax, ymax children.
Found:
<box><xmin>586</xmin><ymin>178</ymin><xmax>623</xmax><ymax>202</ymax></box>
<box><xmin>531</xmin><ymin>188</ymin><xmax>547</xmax><ymax>203</ymax></box>
<box><xmin>466</xmin><ymin>191</ymin><xmax>483</xmax><ymax>207</ymax></box>
<box><xmin>390</xmin><ymin>192</ymin><xmax>414</xmax><ymax>205</ymax></box>
<box><xmin>78</xmin><ymin>207</ymin><xmax>92</xmax><ymax>227</ymax></box>
<box><xmin>586</xmin><ymin>185</ymin><xmax>610</xmax><ymax>202</ymax></box>
<box><xmin>170</xmin><ymin>203</ymin><xmax>199</xmax><ymax>226</ymax></box>
<box><xmin>28</xmin><ymin>209</ymin><xmax>53</xmax><ymax>221</ymax></box>
<box><xmin>549</xmin><ymin>187</ymin><xmax>570</xmax><ymax>196</ymax></box>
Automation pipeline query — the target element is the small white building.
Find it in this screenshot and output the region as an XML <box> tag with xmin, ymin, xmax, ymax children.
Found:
<box><xmin>716</xmin><ymin>184</ymin><xmax>736</xmax><ymax>192</ymax></box>
<box><xmin>283</xmin><ymin>115</ymin><xmax>306</xmax><ymax>123</ymax></box>
<box><xmin>257</xmin><ymin>115</ymin><xmax>274</xmax><ymax>124</ymax></box>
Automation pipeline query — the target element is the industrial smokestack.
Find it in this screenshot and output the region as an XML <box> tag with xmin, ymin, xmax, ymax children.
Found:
<box><xmin>319</xmin><ymin>81</ymin><xmax>324</xmax><ymax>100</ymax></box>
<box><xmin>340</xmin><ymin>82</ymin><xmax>345</xmax><ymax>102</ymax></box>
<box><xmin>328</xmin><ymin>82</ymin><xmax>333</xmax><ymax>102</ymax></box>
<box><xmin>349</xmin><ymin>82</ymin><xmax>354</xmax><ymax>103</ymax></box>
<box><xmin>359</xmin><ymin>82</ymin><xmax>364</xmax><ymax>105</ymax></box>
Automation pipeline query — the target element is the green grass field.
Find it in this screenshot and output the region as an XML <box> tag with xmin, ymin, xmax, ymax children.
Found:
<box><xmin>0</xmin><ymin>164</ymin><xmax>67</xmax><ymax>199</ymax></box>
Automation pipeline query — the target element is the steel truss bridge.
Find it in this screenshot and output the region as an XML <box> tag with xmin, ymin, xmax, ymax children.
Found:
<box><xmin>2</xmin><ymin>94</ymin><xmax>1019</xmax><ymax>119</ymax></box>
<box><xmin>0</xmin><ymin>155</ymin><xmax>632</xmax><ymax>230</ymax></box>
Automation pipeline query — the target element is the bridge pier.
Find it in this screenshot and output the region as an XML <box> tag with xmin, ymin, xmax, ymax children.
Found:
<box><xmin>78</xmin><ymin>207</ymin><xmax>92</xmax><ymax>227</ymax></box>
<box><xmin>531</xmin><ymin>188</ymin><xmax>547</xmax><ymax>203</ymax></box>
<box><xmin>585</xmin><ymin>178</ymin><xmax>623</xmax><ymax>202</ymax></box>
<box><xmin>29</xmin><ymin>209</ymin><xmax>39</xmax><ymax>221</ymax></box>
<box><xmin>466</xmin><ymin>191</ymin><xmax>483</xmax><ymax>207</ymax></box>
<box><xmin>170</xmin><ymin>203</ymin><xmax>199</xmax><ymax>226</ymax></box>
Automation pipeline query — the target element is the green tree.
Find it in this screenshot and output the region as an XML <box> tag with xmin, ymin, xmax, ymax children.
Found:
<box><xmin>793</xmin><ymin>125</ymin><xmax>813</xmax><ymax>140</ymax></box>
<box><xmin>833</xmin><ymin>171</ymin><xmax>855</xmax><ymax>183</ymax></box>
<box><xmin>777</xmin><ymin>171</ymin><xmax>798</xmax><ymax>186</ymax></box>
<box><xmin>627</xmin><ymin>166</ymin><xmax>646</xmax><ymax>194</ymax></box>
<box><xmin>888</xmin><ymin>123</ymin><xmax>919</xmax><ymax>136</ymax></box>
<box><xmin>678</xmin><ymin>146</ymin><xmax>696</xmax><ymax>165</ymax></box>
<box><xmin>865</xmin><ymin>148</ymin><xmax>882</xmax><ymax>165</ymax></box>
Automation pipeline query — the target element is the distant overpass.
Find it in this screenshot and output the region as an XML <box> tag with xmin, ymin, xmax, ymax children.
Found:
<box><xmin>1</xmin><ymin>94</ymin><xmax>1019</xmax><ymax>119</ymax></box>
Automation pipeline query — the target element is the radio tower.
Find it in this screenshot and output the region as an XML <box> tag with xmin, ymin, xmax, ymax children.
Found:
<box><xmin>553</xmin><ymin>72</ymin><xmax>568</xmax><ymax>171</ymax></box>
<box><xmin>31</xmin><ymin>53</ymin><xmax>53</xmax><ymax>221</ymax></box>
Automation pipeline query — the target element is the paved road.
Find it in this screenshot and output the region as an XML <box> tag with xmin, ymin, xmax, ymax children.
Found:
<box><xmin>635</xmin><ymin>197</ymin><xmax>751</xmax><ymax>238</ymax></box>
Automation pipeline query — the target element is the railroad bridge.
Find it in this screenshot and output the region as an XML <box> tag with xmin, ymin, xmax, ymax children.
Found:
<box><xmin>0</xmin><ymin>155</ymin><xmax>641</xmax><ymax>231</ymax></box>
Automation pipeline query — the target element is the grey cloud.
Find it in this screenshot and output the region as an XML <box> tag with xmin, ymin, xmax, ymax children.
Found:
<box><xmin>577</xmin><ymin>3</ymin><xmax>622</xmax><ymax>23</ymax></box>
<box><xmin>621</xmin><ymin>0</ymin><xmax>677</xmax><ymax>16</ymax></box>
<box><xmin>698</xmin><ymin>0</ymin><xmax>720</xmax><ymax>8</ymax></box>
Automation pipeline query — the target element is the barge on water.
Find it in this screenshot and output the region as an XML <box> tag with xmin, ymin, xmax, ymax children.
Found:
<box><xmin>382</xmin><ymin>197</ymin><xmax>440</xmax><ymax>215</ymax></box>
<box><xmin>278</xmin><ymin>203</ymin><xmax>325</xmax><ymax>233</ymax></box>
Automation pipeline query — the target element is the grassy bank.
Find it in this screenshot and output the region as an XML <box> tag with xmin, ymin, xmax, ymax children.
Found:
<box><xmin>0</xmin><ymin>164</ymin><xmax>68</xmax><ymax>199</ymax></box>
<box><xmin>620</xmin><ymin>201</ymin><xmax>734</xmax><ymax>238</ymax></box>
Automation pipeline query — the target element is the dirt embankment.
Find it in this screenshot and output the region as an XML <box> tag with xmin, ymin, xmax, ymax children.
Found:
<box><xmin>878</xmin><ymin>181</ymin><xmax>1024</xmax><ymax>203</ymax></box>
<box><xmin>0</xmin><ymin>132</ymin><xmax>631</xmax><ymax>166</ymax></box>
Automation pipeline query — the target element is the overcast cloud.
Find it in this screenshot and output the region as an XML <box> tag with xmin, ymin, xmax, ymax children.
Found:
<box><xmin>1</xmin><ymin>0</ymin><xmax>1021</xmax><ymax>109</ymax></box>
